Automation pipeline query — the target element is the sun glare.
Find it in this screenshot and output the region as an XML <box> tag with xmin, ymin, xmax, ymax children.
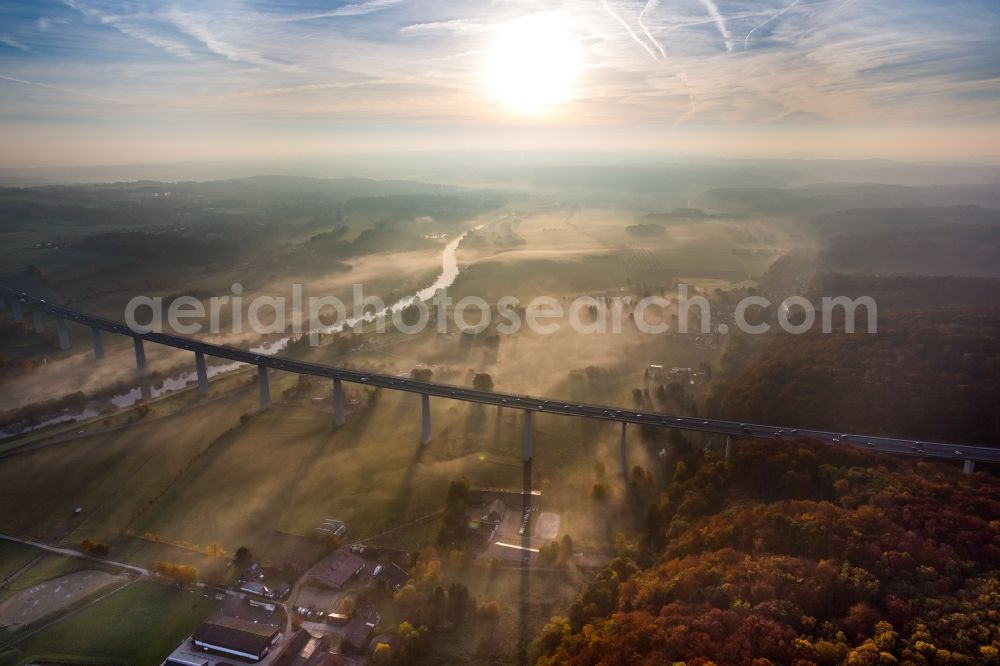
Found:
<box><xmin>485</xmin><ymin>12</ymin><xmax>584</xmax><ymax>116</ymax></box>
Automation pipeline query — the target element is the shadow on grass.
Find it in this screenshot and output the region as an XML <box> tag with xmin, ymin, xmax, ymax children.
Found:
<box><xmin>517</xmin><ymin>457</ymin><xmax>533</xmax><ymax>666</ymax></box>
<box><xmin>385</xmin><ymin>437</ymin><xmax>430</xmax><ymax>524</ymax></box>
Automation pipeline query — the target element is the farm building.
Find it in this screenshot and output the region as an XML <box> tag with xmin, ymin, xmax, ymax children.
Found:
<box><xmin>241</xmin><ymin>563</ymin><xmax>263</xmax><ymax>581</ymax></box>
<box><xmin>308</xmin><ymin>550</ymin><xmax>365</xmax><ymax>589</ymax></box>
<box><xmin>316</xmin><ymin>518</ymin><xmax>348</xmax><ymax>539</ymax></box>
<box><xmin>326</xmin><ymin>593</ymin><xmax>356</xmax><ymax>625</ymax></box>
<box><xmin>271</xmin><ymin>629</ymin><xmax>337</xmax><ymax>666</ymax></box>
<box><xmin>239</xmin><ymin>581</ymin><xmax>272</xmax><ymax>598</ymax></box>
<box><xmin>380</xmin><ymin>563</ymin><xmax>410</xmax><ymax>591</ymax></box>
<box><xmin>192</xmin><ymin>616</ymin><xmax>281</xmax><ymax>662</ymax></box>
<box><xmin>344</xmin><ymin>607</ymin><xmax>382</xmax><ymax>651</ymax></box>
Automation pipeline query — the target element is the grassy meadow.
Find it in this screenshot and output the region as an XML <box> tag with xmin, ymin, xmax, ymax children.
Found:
<box><xmin>0</xmin><ymin>384</ymin><xmax>261</xmax><ymax>545</ymax></box>
<box><xmin>0</xmin><ymin>581</ymin><xmax>219</xmax><ymax>666</ymax></box>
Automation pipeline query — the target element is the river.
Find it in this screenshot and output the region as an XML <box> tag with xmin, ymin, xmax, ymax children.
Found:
<box><xmin>0</xmin><ymin>232</ymin><xmax>469</xmax><ymax>439</ymax></box>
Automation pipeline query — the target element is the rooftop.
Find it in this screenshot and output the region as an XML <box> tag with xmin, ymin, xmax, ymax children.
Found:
<box><xmin>308</xmin><ymin>550</ymin><xmax>365</xmax><ymax>589</ymax></box>
<box><xmin>380</xmin><ymin>563</ymin><xmax>410</xmax><ymax>591</ymax></box>
<box><xmin>271</xmin><ymin>629</ymin><xmax>335</xmax><ymax>666</ymax></box>
<box><xmin>193</xmin><ymin>616</ymin><xmax>280</xmax><ymax>659</ymax></box>
<box><xmin>344</xmin><ymin>607</ymin><xmax>381</xmax><ymax>650</ymax></box>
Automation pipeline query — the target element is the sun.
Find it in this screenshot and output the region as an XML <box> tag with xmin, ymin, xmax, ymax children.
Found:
<box><xmin>485</xmin><ymin>12</ymin><xmax>584</xmax><ymax>116</ymax></box>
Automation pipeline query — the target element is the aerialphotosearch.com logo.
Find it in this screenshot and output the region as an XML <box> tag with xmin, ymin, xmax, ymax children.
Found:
<box><xmin>124</xmin><ymin>283</ymin><xmax>878</xmax><ymax>343</ymax></box>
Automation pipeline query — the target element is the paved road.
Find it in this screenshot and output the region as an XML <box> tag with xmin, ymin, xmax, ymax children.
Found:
<box><xmin>3</xmin><ymin>287</ymin><xmax>999</xmax><ymax>466</ymax></box>
<box><xmin>0</xmin><ymin>533</ymin><xmax>150</xmax><ymax>576</ymax></box>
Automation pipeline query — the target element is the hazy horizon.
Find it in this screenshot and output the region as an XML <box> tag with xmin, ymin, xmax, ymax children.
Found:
<box><xmin>3</xmin><ymin>152</ymin><xmax>1000</xmax><ymax>189</ymax></box>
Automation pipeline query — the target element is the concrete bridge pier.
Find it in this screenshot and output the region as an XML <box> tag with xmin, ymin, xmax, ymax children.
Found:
<box><xmin>619</xmin><ymin>421</ymin><xmax>628</xmax><ymax>478</ymax></box>
<box><xmin>963</xmin><ymin>459</ymin><xmax>975</xmax><ymax>474</ymax></box>
<box><xmin>725</xmin><ymin>435</ymin><xmax>732</xmax><ymax>460</ymax></box>
<box><xmin>332</xmin><ymin>378</ymin><xmax>345</xmax><ymax>427</ymax></box>
<box><xmin>56</xmin><ymin>317</ymin><xmax>70</xmax><ymax>350</ymax></box>
<box><xmin>420</xmin><ymin>393</ymin><xmax>431</xmax><ymax>445</ymax></box>
<box><xmin>258</xmin><ymin>365</ymin><xmax>271</xmax><ymax>410</ymax></box>
<box><xmin>32</xmin><ymin>310</ymin><xmax>44</xmax><ymax>333</ymax></box>
<box><xmin>11</xmin><ymin>300</ymin><xmax>23</xmax><ymax>323</ymax></box>
<box><xmin>91</xmin><ymin>327</ymin><xmax>104</xmax><ymax>360</ymax></box>
<box><xmin>195</xmin><ymin>351</ymin><xmax>208</xmax><ymax>395</ymax></box>
<box><xmin>133</xmin><ymin>337</ymin><xmax>148</xmax><ymax>376</ymax></box>
<box><xmin>522</xmin><ymin>410</ymin><xmax>534</xmax><ymax>462</ymax></box>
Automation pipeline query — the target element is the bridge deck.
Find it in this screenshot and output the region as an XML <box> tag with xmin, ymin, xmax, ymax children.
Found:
<box><xmin>2</xmin><ymin>287</ymin><xmax>998</xmax><ymax>465</ymax></box>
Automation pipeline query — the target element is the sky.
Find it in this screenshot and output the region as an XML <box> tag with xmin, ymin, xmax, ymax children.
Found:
<box><xmin>0</xmin><ymin>0</ymin><xmax>998</xmax><ymax>167</ymax></box>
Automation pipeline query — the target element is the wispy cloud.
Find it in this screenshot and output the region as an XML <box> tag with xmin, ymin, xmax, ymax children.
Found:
<box><xmin>0</xmin><ymin>72</ymin><xmax>128</xmax><ymax>104</ymax></box>
<box><xmin>399</xmin><ymin>19</ymin><xmax>488</xmax><ymax>35</ymax></box>
<box><xmin>0</xmin><ymin>35</ymin><xmax>30</xmax><ymax>52</ymax></box>
<box><xmin>217</xmin><ymin>78</ymin><xmax>402</xmax><ymax>99</ymax></box>
<box><xmin>112</xmin><ymin>20</ymin><xmax>194</xmax><ymax>59</ymax></box>
<box><xmin>61</xmin><ymin>0</ymin><xmax>193</xmax><ymax>59</ymax></box>
<box><xmin>744</xmin><ymin>0</ymin><xmax>801</xmax><ymax>51</ymax></box>
<box><xmin>165</xmin><ymin>8</ymin><xmax>297</xmax><ymax>71</ymax></box>
<box><xmin>273</xmin><ymin>0</ymin><xmax>406</xmax><ymax>22</ymax></box>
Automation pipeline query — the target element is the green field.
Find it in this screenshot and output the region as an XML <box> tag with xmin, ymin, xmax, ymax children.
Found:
<box><xmin>128</xmin><ymin>401</ymin><xmax>338</xmax><ymax>563</ymax></box>
<box><xmin>0</xmin><ymin>543</ymin><xmax>37</xmax><ymax>587</ymax></box>
<box><xmin>0</xmin><ymin>362</ymin><xmax>616</xmax><ymax>570</ymax></box>
<box><xmin>129</xmin><ymin>392</ymin><xmax>533</xmax><ymax>559</ymax></box>
<box><xmin>0</xmin><ymin>324</ymin><xmax>691</xmax><ymax>566</ymax></box>
<box><xmin>279</xmin><ymin>392</ymin><xmax>529</xmax><ymax>535</ymax></box>
<box><xmin>0</xmin><ymin>386</ymin><xmax>261</xmax><ymax>545</ymax></box>
<box><xmin>0</xmin><ymin>581</ymin><xmax>219</xmax><ymax>666</ymax></box>
<box><xmin>451</xmin><ymin>211</ymin><xmax>779</xmax><ymax>305</ymax></box>
<box><xmin>126</xmin><ymin>378</ymin><xmax>651</xmax><ymax>560</ymax></box>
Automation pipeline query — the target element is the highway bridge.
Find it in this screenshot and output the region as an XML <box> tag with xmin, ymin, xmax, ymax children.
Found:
<box><xmin>2</xmin><ymin>287</ymin><xmax>997</xmax><ymax>473</ymax></box>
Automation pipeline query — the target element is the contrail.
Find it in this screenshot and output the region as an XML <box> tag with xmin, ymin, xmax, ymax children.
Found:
<box><xmin>744</xmin><ymin>0</ymin><xmax>800</xmax><ymax>50</ymax></box>
<box><xmin>600</xmin><ymin>0</ymin><xmax>659</xmax><ymax>60</ymax></box>
<box><xmin>792</xmin><ymin>0</ymin><xmax>856</xmax><ymax>41</ymax></box>
<box><xmin>276</xmin><ymin>0</ymin><xmax>405</xmax><ymax>21</ymax></box>
<box><xmin>0</xmin><ymin>73</ymin><xmax>129</xmax><ymax>105</ymax></box>
<box><xmin>638</xmin><ymin>0</ymin><xmax>667</xmax><ymax>59</ymax></box>
<box><xmin>698</xmin><ymin>0</ymin><xmax>734</xmax><ymax>52</ymax></box>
